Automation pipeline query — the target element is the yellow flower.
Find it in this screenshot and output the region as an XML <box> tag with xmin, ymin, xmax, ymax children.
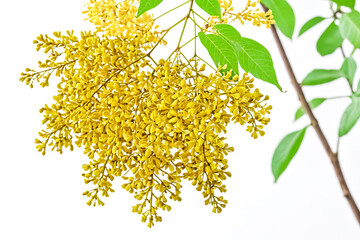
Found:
<box><xmin>204</xmin><ymin>0</ymin><xmax>275</xmax><ymax>31</ymax></box>
<box><xmin>20</xmin><ymin>0</ymin><xmax>272</xmax><ymax>227</ymax></box>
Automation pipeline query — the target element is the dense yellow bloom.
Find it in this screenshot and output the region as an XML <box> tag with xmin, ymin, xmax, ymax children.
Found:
<box><xmin>84</xmin><ymin>0</ymin><xmax>162</xmax><ymax>38</ymax></box>
<box><xmin>205</xmin><ymin>0</ymin><xmax>274</xmax><ymax>30</ymax></box>
<box><xmin>20</xmin><ymin>0</ymin><xmax>272</xmax><ymax>227</ymax></box>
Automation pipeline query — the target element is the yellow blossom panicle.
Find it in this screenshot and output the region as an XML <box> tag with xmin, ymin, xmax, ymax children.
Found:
<box><xmin>20</xmin><ymin>0</ymin><xmax>272</xmax><ymax>227</ymax></box>
<box><xmin>84</xmin><ymin>0</ymin><xmax>160</xmax><ymax>37</ymax></box>
<box><xmin>234</xmin><ymin>0</ymin><xmax>275</xmax><ymax>28</ymax></box>
<box><xmin>205</xmin><ymin>0</ymin><xmax>274</xmax><ymax>31</ymax></box>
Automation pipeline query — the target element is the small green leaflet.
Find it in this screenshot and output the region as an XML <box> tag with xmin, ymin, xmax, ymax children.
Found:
<box><xmin>317</xmin><ymin>22</ymin><xmax>344</xmax><ymax>56</ymax></box>
<box><xmin>195</xmin><ymin>0</ymin><xmax>221</xmax><ymax>19</ymax></box>
<box><xmin>214</xmin><ymin>24</ymin><xmax>242</xmax><ymax>42</ymax></box>
<box><xmin>331</xmin><ymin>0</ymin><xmax>356</xmax><ymax>9</ymax></box>
<box><xmin>294</xmin><ymin>98</ymin><xmax>327</xmax><ymax>121</ymax></box>
<box><xmin>272</xmin><ymin>127</ymin><xmax>308</xmax><ymax>182</ymax></box>
<box><xmin>202</xmin><ymin>24</ymin><xmax>281</xmax><ymax>90</ymax></box>
<box><xmin>261</xmin><ymin>0</ymin><xmax>296</xmax><ymax>39</ymax></box>
<box><xmin>339</xmin><ymin>96</ymin><xmax>360</xmax><ymax>137</ymax></box>
<box><xmin>341</xmin><ymin>57</ymin><xmax>357</xmax><ymax>86</ymax></box>
<box><xmin>302</xmin><ymin>69</ymin><xmax>344</xmax><ymax>86</ymax></box>
<box><xmin>198</xmin><ymin>32</ymin><xmax>239</xmax><ymax>76</ymax></box>
<box><xmin>235</xmin><ymin>38</ymin><xmax>282</xmax><ymax>90</ymax></box>
<box><xmin>298</xmin><ymin>17</ymin><xmax>326</xmax><ymax>37</ymax></box>
<box><xmin>357</xmin><ymin>81</ymin><xmax>360</xmax><ymax>95</ymax></box>
<box><xmin>137</xmin><ymin>0</ymin><xmax>163</xmax><ymax>17</ymax></box>
<box><xmin>340</xmin><ymin>10</ymin><xmax>360</xmax><ymax>49</ymax></box>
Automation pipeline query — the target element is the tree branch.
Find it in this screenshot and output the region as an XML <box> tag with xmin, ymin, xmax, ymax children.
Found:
<box><xmin>261</xmin><ymin>4</ymin><xmax>360</xmax><ymax>226</ymax></box>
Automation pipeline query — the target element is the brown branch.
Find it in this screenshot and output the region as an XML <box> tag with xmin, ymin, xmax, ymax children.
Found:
<box><xmin>261</xmin><ymin>4</ymin><xmax>360</xmax><ymax>226</ymax></box>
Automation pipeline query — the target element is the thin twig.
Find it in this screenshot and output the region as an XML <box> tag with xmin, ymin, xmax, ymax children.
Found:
<box><xmin>261</xmin><ymin>3</ymin><xmax>360</xmax><ymax>226</ymax></box>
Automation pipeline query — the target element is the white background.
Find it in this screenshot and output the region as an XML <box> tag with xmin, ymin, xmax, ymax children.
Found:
<box><xmin>0</xmin><ymin>0</ymin><xmax>359</xmax><ymax>239</ymax></box>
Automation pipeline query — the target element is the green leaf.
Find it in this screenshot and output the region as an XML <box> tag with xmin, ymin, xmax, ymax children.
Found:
<box><xmin>317</xmin><ymin>22</ymin><xmax>344</xmax><ymax>56</ymax></box>
<box><xmin>261</xmin><ymin>0</ymin><xmax>296</xmax><ymax>39</ymax></box>
<box><xmin>195</xmin><ymin>0</ymin><xmax>222</xmax><ymax>19</ymax></box>
<box><xmin>339</xmin><ymin>10</ymin><xmax>360</xmax><ymax>49</ymax></box>
<box><xmin>339</xmin><ymin>96</ymin><xmax>360</xmax><ymax>137</ymax></box>
<box><xmin>356</xmin><ymin>81</ymin><xmax>360</xmax><ymax>95</ymax></box>
<box><xmin>214</xmin><ymin>24</ymin><xmax>242</xmax><ymax>42</ymax></box>
<box><xmin>272</xmin><ymin>127</ymin><xmax>308</xmax><ymax>182</ymax></box>
<box><xmin>331</xmin><ymin>0</ymin><xmax>355</xmax><ymax>8</ymax></box>
<box><xmin>295</xmin><ymin>98</ymin><xmax>327</xmax><ymax>121</ymax></box>
<box><xmin>234</xmin><ymin>38</ymin><xmax>282</xmax><ymax>90</ymax></box>
<box><xmin>198</xmin><ymin>32</ymin><xmax>239</xmax><ymax>76</ymax></box>
<box><xmin>298</xmin><ymin>16</ymin><xmax>326</xmax><ymax>37</ymax></box>
<box><xmin>341</xmin><ymin>57</ymin><xmax>357</xmax><ymax>85</ymax></box>
<box><xmin>302</xmin><ymin>69</ymin><xmax>344</xmax><ymax>86</ymax></box>
<box><xmin>137</xmin><ymin>0</ymin><xmax>163</xmax><ymax>17</ymax></box>
<box><xmin>210</xmin><ymin>25</ymin><xmax>281</xmax><ymax>90</ymax></box>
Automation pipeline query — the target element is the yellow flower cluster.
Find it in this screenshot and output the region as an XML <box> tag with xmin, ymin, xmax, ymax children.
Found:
<box><xmin>206</xmin><ymin>0</ymin><xmax>274</xmax><ymax>29</ymax></box>
<box><xmin>20</xmin><ymin>0</ymin><xmax>272</xmax><ymax>227</ymax></box>
<box><xmin>235</xmin><ymin>0</ymin><xmax>274</xmax><ymax>27</ymax></box>
<box><xmin>84</xmin><ymin>0</ymin><xmax>161</xmax><ymax>38</ymax></box>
